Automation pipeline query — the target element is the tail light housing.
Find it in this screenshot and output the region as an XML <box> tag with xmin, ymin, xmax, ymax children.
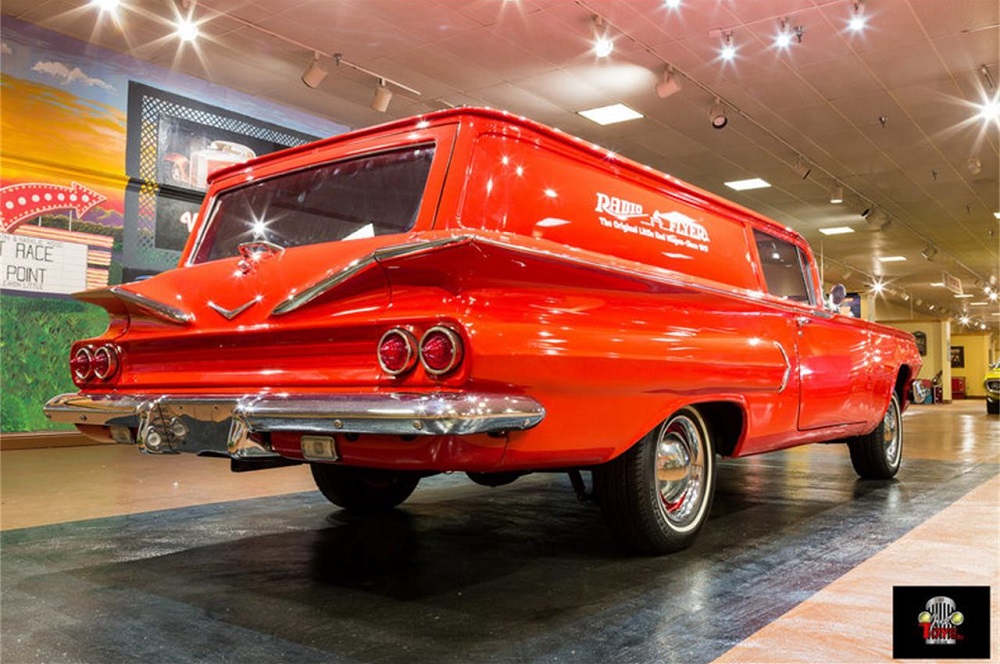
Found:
<box><xmin>93</xmin><ymin>345</ymin><xmax>120</xmax><ymax>380</ymax></box>
<box><xmin>377</xmin><ymin>329</ymin><xmax>418</xmax><ymax>375</ymax></box>
<box><xmin>420</xmin><ymin>326</ymin><xmax>463</xmax><ymax>375</ymax></box>
<box><xmin>71</xmin><ymin>344</ymin><xmax>121</xmax><ymax>384</ymax></box>
<box><xmin>71</xmin><ymin>347</ymin><xmax>95</xmax><ymax>382</ymax></box>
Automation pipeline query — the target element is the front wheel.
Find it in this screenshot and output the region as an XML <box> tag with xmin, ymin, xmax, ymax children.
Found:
<box><xmin>848</xmin><ymin>392</ymin><xmax>902</xmax><ymax>479</ymax></box>
<box><xmin>593</xmin><ymin>407</ymin><xmax>716</xmax><ymax>555</ymax></box>
<box><xmin>310</xmin><ymin>464</ymin><xmax>421</xmax><ymax>514</ymax></box>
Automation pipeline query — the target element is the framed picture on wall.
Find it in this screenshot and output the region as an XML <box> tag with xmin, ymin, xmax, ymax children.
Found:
<box><xmin>950</xmin><ymin>345</ymin><xmax>965</xmax><ymax>368</ymax></box>
<box><xmin>913</xmin><ymin>331</ymin><xmax>927</xmax><ymax>356</ymax></box>
<box><xmin>123</xmin><ymin>82</ymin><xmax>320</xmax><ymax>272</ymax></box>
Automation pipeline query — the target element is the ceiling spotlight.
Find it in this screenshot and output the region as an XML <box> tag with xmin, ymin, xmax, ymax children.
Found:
<box><xmin>967</xmin><ymin>157</ymin><xmax>982</xmax><ymax>175</ymax></box>
<box><xmin>709</xmin><ymin>98</ymin><xmax>728</xmax><ymax>129</ymax></box>
<box><xmin>982</xmin><ymin>64</ymin><xmax>995</xmax><ymax>90</ymax></box>
<box><xmin>792</xmin><ymin>156</ymin><xmax>811</xmax><ymax>179</ymax></box>
<box><xmin>862</xmin><ymin>206</ymin><xmax>890</xmax><ymax>230</ymax></box>
<box><xmin>921</xmin><ymin>244</ymin><xmax>939</xmax><ymax>261</ymax></box>
<box><xmin>301</xmin><ymin>53</ymin><xmax>328</xmax><ymax>89</ymax></box>
<box><xmin>175</xmin><ymin>16</ymin><xmax>199</xmax><ymax>42</ymax></box>
<box><xmin>830</xmin><ymin>184</ymin><xmax>844</xmax><ymax>204</ymax></box>
<box><xmin>90</xmin><ymin>0</ymin><xmax>120</xmax><ymax>11</ymax></box>
<box><xmin>655</xmin><ymin>67</ymin><xmax>682</xmax><ymax>99</ymax></box>
<box><xmin>720</xmin><ymin>31</ymin><xmax>736</xmax><ymax>61</ymax></box>
<box><xmin>774</xmin><ymin>20</ymin><xmax>803</xmax><ymax>49</ymax></box>
<box><xmin>592</xmin><ymin>16</ymin><xmax>613</xmax><ymax>57</ymax></box>
<box><xmin>978</xmin><ymin>96</ymin><xmax>1000</xmax><ymax>123</ymax></box>
<box><xmin>372</xmin><ymin>79</ymin><xmax>393</xmax><ymax>112</ymax></box>
<box><xmin>848</xmin><ymin>2</ymin><xmax>866</xmax><ymax>31</ymax></box>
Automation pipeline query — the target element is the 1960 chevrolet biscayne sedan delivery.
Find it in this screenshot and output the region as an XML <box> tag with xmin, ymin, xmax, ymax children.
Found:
<box><xmin>46</xmin><ymin>108</ymin><xmax>922</xmax><ymax>554</ymax></box>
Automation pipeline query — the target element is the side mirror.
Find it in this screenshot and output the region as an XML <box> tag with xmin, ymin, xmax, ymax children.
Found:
<box><xmin>828</xmin><ymin>284</ymin><xmax>847</xmax><ymax>311</ymax></box>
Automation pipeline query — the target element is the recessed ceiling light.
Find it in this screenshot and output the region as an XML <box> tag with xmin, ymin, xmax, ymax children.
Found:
<box><xmin>930</xmin><ymin>282</ymin><xmax>945</xmax><ymax>287</ymax></box>
<box><xmin>578</xmin><ymin>104</ymin><xmax>643</xmax><ymax>125</ymax></box>
<box><xmin>994</xmin><ymin>211</ymin><xmax>1000</xmax><ymax>219</ymax></box>
<box><xmin>878</xmin><ymin>256</ymin><xmax>907</xmax><ymax>262</ymax></box>
<box><xmin>969</xmin><ymin>302</ymin><xmax>988</xmax><ymax>306</ymax></box>
<box><xmin>819</xmin><ymin>226</ymin><xmax>854</xmax><ymax>236</ymax></box>
<box><xmin>724</xmin><ymin>178</ymin><xmax>771</xmax><ymax>191</ymax></box>
<box><xmin>954</xmin><ymin>294</ymin><xmax>974</xmax><ymax>298</ymax></box>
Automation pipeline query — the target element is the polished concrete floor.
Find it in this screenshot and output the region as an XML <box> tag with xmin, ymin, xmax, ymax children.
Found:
<box><xmin>1</xmin><ymin>401</ymin><xmax>997</xmax><ymax>663</ymax></box>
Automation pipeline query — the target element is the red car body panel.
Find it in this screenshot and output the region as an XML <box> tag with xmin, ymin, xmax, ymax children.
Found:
<box><xmin>45</xmin><ymin>109</ymin><xmax>921</xmax><ymax>474</ymax></box>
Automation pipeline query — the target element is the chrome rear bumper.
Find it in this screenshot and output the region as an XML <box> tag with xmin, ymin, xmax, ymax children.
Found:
<box><xmin>43</xmin><ymin>392</ymin><xmax>546</xmax><ymax>457</ymax></box>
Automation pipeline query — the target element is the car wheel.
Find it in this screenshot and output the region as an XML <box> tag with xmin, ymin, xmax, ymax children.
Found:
<box><xmin>987</xmin><ymin>400</ymin><xmax>999</xmax><ymax>415</ymax></box>
<box><xmin>310</xmin><ymin>464</ymin><xmax>421</xmax><ymax>514</ymax></box>
<box><xmin>848</xmin><ymin>392</ymin><xmax>902</xmax><ymax>479</ymax></box>
<box><xmin>594</xmin><ymin>407</ymin><xmax>716</xmax><ymax>555</ymax></box>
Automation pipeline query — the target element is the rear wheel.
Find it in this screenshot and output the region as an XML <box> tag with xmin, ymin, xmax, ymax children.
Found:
<box><xmin>310</xmin><ymin>464</ymin><xmax>421</xmax><ymax>514</ymax></box>
<box><xmin>848</xmin><ymin>393</ymin><xmax>902</xmax><ymax>479</ymax></box>
<box><xmin>594</xmin><ymin>407</ymin><xmax>716</xmax><ymax>555</ymax></box>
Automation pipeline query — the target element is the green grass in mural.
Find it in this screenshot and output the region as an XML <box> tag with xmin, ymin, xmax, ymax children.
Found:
<box><xmin>1</xmin><ymin>295</ymin><xmax>108</xmax><ymax>433</ymax></box>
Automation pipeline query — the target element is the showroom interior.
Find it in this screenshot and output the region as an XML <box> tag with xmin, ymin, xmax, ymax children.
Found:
<box><xmin>1</xmin><ymin>1</ymin><xmax>998</xmax><ymax>662</ymax></box>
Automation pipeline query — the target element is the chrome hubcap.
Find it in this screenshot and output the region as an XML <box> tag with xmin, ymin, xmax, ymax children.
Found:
<box><xmin>883</xmin><ymin>397</ymin><xmax>901</xmax><ymax>466</ymax></box>
<box><xmin>655</xmin><ymin>415</ymin><xmax>705</xmax><ymax>527</ymax></box>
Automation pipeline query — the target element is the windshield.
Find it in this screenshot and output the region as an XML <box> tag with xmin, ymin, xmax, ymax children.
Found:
<box><xmin>192</xmin><ymin>144</ymin><xmax>435</xmax><ymax>264</ymax></box>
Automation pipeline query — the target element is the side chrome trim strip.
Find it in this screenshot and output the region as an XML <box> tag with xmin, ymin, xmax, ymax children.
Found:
<box><xmin>111</xmin><ymin>287</ymin><xmax>194</xmax><ymax>325</ymax></box>
<box><xmin>271</xmin><ymin>235</ymin><xmax>473</xmax><ymax>316</ymax></box>
<box><xmin>773</xmin><ymin>341</ymin><xmax>791</xmax><ymax>394</ymax></box>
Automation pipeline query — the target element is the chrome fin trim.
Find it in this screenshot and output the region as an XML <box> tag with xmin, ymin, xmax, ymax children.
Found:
<box><xmin>270</xmin><ymin>235</ymin><xmax>473</xmax><ymax>316</ymax></box>
<box><xmin>111</xmin><ymin>287</ymin><xmax>194</xmax><ymax>325</ymax></box>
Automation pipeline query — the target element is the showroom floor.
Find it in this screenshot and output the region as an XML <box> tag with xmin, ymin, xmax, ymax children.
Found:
<box><xmin>1</xmin><ymin>401</ymin><xmax>997</xmax><ymax>664</ymax></box>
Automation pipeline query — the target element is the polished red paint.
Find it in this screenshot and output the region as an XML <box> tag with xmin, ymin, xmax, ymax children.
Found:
<box><xmin>63</xmin><ymin>109</ymin><xmax>921</xmax><ymax>471</ymax></box>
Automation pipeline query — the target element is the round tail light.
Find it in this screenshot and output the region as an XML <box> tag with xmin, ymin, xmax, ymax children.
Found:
<box><xmin>93</xmin><ymin>345</ymin><xmax>120</xmax><ymax>381</ymax></box>
<box><xmin>420</xmin><ymin>326</ymin><xmax>463</xmax><ymax>375</ymax></box>
<box><xmin>378</xmin><ymin>329</ymin><xmax>418</xmax><ymax>375</ymax></box>
<box><xmin>71</xmin><ymin>347</ymin><xmax>94</xmax><ymax>382</ymax></box>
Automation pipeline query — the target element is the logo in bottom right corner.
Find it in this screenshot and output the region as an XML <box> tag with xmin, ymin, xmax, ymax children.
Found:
<box><xmin>918</xmin><ymin>595</ymin><xmax>965</xmax><ymax>645</ymax></box>
<box><xmin>893</xmin><ymin>586</ymin><xmax>990</xmax><ymax>659</ymax></box>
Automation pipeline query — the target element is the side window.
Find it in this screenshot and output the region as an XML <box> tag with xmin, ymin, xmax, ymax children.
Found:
<box><xmin>753</xmin><ymin>230</ymin><xmax>814</xmax><ymax>305</ymax></box>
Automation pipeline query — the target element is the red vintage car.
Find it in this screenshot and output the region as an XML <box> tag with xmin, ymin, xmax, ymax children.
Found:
<box><xmin>45</xmin><ymin>109</ymin><xmax>922</xmax><ymax>554</ymax></box>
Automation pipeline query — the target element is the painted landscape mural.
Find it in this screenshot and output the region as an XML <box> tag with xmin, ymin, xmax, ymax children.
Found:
<box><xmin>0</xmin><ymin>18</ymin><xmax>346</xmax><ymax>432</ymax></box>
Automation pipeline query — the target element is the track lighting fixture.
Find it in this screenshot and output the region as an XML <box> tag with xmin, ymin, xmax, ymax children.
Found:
<box><xmin>862</xmin><ymin>207</ymin><xmax>890</xmax><ymax>230</ymax></box>
<box><xmin>830</xmin><ymin>184</ymin><xmax>843</xmax><ymax>204</ymax></box>
<box><xmin>792</xmin><ymin>157</ymin><xmax>810</xmax><ymax>179</ymax></box>
<box><xmin>592</xmin><ymin>16</ymin><xmax>613</xmax><ymax>57</ymax></box>
<box><xmin>655</xmin><ymin>67</ymin><xmax>682</xmax><ymax>99</ymax></box>
<box><xmin>848</xmin><ymin>2</ymin><xmax>866</xmax><ymax>31</ymax></box>
<box><xmin>967</xmin><ymin>157</ymin><xmax>982</xmax><ymax>175</ymax></box>
<box><xmin>720</xmin><ymin>31</ymin><xmax>736</xmax><ymax>61</ymax></box>
<box><xmin>371</xmin><ymin>79</ymin><xmax>393</xmax><ymax>112</ymax></box>
<box><xmin>301</xmin><ymin>53</ymin><xmax>328</xmax><ymax>89</ymax></box>
<box><xmin>709</xmin><ymin>98</ymin><xmax>728</xmax><ymax>129</ymax></box>
<box><xmin>774</xmin><ymin>19</ymin><xmax>803</xmax><ymax>49</ymax></box>
<box><xmin>921</xmin><ymin>244</ymin><xmax>939</xmax><ymax>261</ymax></box>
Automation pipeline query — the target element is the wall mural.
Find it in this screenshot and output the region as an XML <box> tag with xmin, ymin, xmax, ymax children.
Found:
<box><xmin>0</xmin><ymin>18</ymin><xmax>346</xmax><ymax>432</ymax></box>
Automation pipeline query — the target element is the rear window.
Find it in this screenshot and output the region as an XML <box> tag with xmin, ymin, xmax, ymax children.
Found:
<box><xmin>192</xmin><ymin>145</ymin><xmax>434</xmax><ymax>264</ymax></box>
